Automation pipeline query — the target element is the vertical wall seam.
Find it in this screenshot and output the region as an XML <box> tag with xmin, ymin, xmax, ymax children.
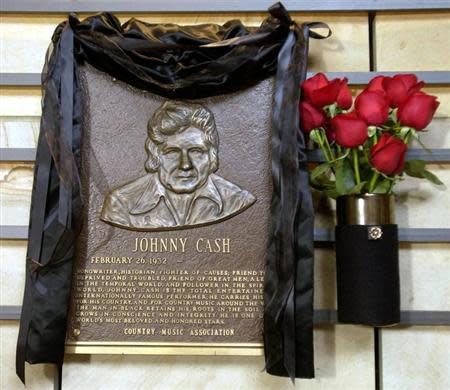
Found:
<box><xmin>369</xmin><ymin>11</ymin><xmax>377</xmax><ymax>72</ymax></box>
<box><xmin>369</xmin><ymin>10</ymin><xmax>383</xmax><ymax>390</ymax></box>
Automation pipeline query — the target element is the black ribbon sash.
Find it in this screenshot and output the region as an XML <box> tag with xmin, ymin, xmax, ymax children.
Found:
<box><xmin>16</xmin><ymin>2</ymin><xmax>330</xmax><ymax>384</ymax></box>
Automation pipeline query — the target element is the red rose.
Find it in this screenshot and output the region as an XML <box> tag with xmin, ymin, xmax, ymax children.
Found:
<box><xmin>355</xmin><ymin>90</ymin><xmax>389</xmax><ymax>126</ymax></box>
<box><xmin>309</xmin><ymin>79</ymin><xmax>342</xmax><ymax>107</ymax></box>
<box><xmin>397</xmin><ymin>92</ymin><xmax>440</xmax><ymax>130</ymax></box>
<box><xmin>326</xmin><ymin>126</ymin><xmax>336</xmax><ymax>143</ymax></box>
<box><xmin>370</xmin><ymin>134</ymin><xmax>408</xmax><ymax>175</ymax></box>
<box><xmin>299</xmin><ymin>101</ymin><xmax>326</xmax><ymax>133</ymax></box>
<box><xmin>366</xmin><ymin>75</ymin><xmax>386</xmax><ymax>95</ymax></box>
<box><xmin>302</xmin><ymin>73</ymin><xmax>352</xmax><ymax>108</ymax></box>
<box><xmin>393</xmin><ymin>74</ymin><xmax>423</xmax><ymax>91</ymax></box>
<box><xmin>331</xmin><ymin>113</ymin><xmax>368</xmax><ymax>148</ymax></box>
<box><xmin>336</xmin><ymin>78</ymin><xmax>352</xmax><ymax>109</ymax></box>
<box><xmin>302</xmin><ymin>73</ymin><xmax>329</xmax><ymax>102</ymax></box>
<box><xmin>382</xmin><ymin>74</ymin><xmax>424</xmax><ymax>107</ymax></box>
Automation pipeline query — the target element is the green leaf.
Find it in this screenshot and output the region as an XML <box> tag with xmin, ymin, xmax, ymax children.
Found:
<box><xmin>309</xmin><ymin>129</ymin><xmax>322</xmax><ymax>145</ymax></box>
<box><xmin>348</xmin><ymin>181</ymin><xmax>368</xmax><ymax>195</ymax></box>
<box><xmin>389</xmin><ymin>108</ymin><xmax>398</xmax><ymax>123</ymax></box>
<box><xmin>411</xmin><ymin>131</ymin><xmax>432</xmax><ymax>153</ymax></box>
<box><xmin>422</xmin><ymin>170</ymin><xmax>444</xmax><ymax>186</ymax></box>
<box><xmin>335</xmin><ymin>159</ymin><xmax>356</xmax><ymax>195</ymax></box>
<box><xmin>331</xmin><ymin>148</ymin><xmax>350</xmax><ymax>163</ymax></box>
<box><xmin>404</xmin><ymin>160</ymin><xmax>426</xmax><ymax>176</ymax></box>
<box><xmin>311</xmin><ymin>175</ymin><xmax>335</xmax><ymax>190</ymax></box>
<box><xmin>324</xmin><ymin>103</ymin><xmax>338</xmax><ymax>118</ymax></box>
<box><xmin>310</xmin><ymin>163</ymin><xmax>331</xmax><ymax>181</ymax></box>
<box><xmin>368</xmin><ymin>126</ymin><xmax>377</xmax><ymax>137</ymax></box>
<box><xmin>372</xmin><ymin>178</ymin><xmax>392</xmax><ymax>194</ymax></box>
<box><xmin>324</xmin><ymin>188</ymin><xmax>340</xmax><ymax>199</ymax></box>
<box><xmin>359</xmin><ymin>160</ymin><xmax>373</xmax><ymax>181</ymax></box>
<box><xmin>310</xmin><ymin>163</ymin><xmax>336</xmax><ymax>191</ymax></box>
<box><xmin>312</xmin><ymin>178</ymin><xmax>335</xmax><ymax>191</ymax></box>
<box><xmin>399</xmin><ymin>126</ymin><xmax>412</xmax><ymax>139</ymax></box>
<box><xmin>404</xmin><ymin>160</ymin><xmax>444</xmax><ymax>186</ymax></box>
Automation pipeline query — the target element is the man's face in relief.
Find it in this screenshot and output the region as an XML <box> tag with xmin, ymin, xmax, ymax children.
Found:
<box><xmin>158</xmin><ymin>126</ymin><xmax>212</xmax><ymax>194</ymax></box>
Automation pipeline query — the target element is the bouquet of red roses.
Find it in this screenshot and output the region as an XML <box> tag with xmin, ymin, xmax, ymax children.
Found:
<box><xmin>299</xmin><ymin>73</ymin><xmax>442</xmax><ymax>197</ymax></box>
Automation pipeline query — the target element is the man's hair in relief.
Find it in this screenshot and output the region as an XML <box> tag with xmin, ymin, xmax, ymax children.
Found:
<box><xmin>145</xmin><ymin>101</ymin><xmax>219</xmax><ymax>173</ymax></box>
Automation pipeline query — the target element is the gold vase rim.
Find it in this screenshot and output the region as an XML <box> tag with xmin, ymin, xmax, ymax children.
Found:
<box><xmin>336</xmin><ymin>193</ymin><xmax>395</xmax><ymax>225</ymax></box>
<box><xmin>336</xmin><ymin>193</ymin><xmax>394</xmax><ymax>200</ymax></box>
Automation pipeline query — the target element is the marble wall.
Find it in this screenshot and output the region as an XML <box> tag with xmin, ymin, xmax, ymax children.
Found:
<box><xmin>1</xmin><ymin>10</ymin><xmax>449</xmax><ymax>390</ymax></box>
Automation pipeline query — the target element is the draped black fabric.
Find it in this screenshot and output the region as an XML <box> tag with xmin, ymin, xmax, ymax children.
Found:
<box><xmin>16</xmin><ymin>2</ymin><xmax>329</xmax><ymax>384</ymax></box>
<box><xmin>264</xmin><ymin>22</ymin><xmax>318</xmax><ymax>381</ymax></box>
<box><xmin>69</xmin><ymin>6</ymin><xmax>291</xmax><ymax>99</ymax></box>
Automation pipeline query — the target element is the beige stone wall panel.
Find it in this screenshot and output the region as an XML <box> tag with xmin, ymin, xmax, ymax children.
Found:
<box><xmin>0</xmin><ymin>13</ymin><xmax>369</xmax><ymax>74</ymax></box>
<box><xmin>0</xmin><ymin>116</ymin><xmax>39</xmax><ymax>148</ymax></box>
<box><xmin>398</xmin><ymin>244</ymin><xmax>450</xmax><ymax>311</ymax></box>
<box><xmin>375</xmin><ymin>12</ymin><xmax>450</xmax><ymax>71</ymax></box>
<box><xmin>0</xmin><ymin>322</ymin><xmax>375</xmax><ymax>390</ymax></box>
<box><xmin>0</xmin><ymin>163</ymin><xmax>33</xmax><ymax>225</ymax></box>
<box><xmin>0</xmin><ymin>240</ymin><xmax>26</xmax><ymax>306</ymax></box>
<box><xmin>0</xmin><ymin>88</ymin><xmax>42</xmax><ymax>116</ymax></box>
<box><xmin>1</xmin><ymin>321</ymin><xmax>54</xmax><ymax>390</ymax></box>
<box><xmin>382</xmin><ymin>327</ymin><xmax>450</xmax><ymax>390</ymax></box>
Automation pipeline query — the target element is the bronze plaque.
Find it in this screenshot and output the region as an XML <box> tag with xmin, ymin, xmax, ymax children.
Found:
<box><xmin>66</xmin><ymin>65</ymin><xmax>274</xmax><ymax>355</ymax></box>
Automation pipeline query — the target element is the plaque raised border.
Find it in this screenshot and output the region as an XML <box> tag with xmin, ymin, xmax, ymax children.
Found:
<box><xmin>65</xmin><ymin>66</ymin><xmax>272</xmax><ymax>356</ymax></box>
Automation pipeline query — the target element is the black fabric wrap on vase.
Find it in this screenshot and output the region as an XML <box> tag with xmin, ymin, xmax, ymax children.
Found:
<box><xmin>15</xmin><ymin>2</ymin><xmax>331</xmax><ymax>384</ymax></box>
<box><xmin>335</xmin><ymin>225</ymin><xmax>401</xmax><ymax>326</ymax></box>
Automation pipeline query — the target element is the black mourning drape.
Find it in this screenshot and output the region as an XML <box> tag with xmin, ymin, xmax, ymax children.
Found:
<box><xmin>16</xmin><ymin>2</ymin><xmax>330</xmax><ymax>384</ymax></box>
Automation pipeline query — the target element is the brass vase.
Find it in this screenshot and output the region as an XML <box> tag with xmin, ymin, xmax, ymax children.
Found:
<box><xmin>335</xmin><ymin>194</ymin><xmax>400</xmax><ymax>326</ymax></box>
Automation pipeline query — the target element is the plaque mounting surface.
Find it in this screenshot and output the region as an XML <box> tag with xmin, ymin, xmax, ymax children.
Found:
<box><xmin>67</xmin><ymin>65</ymin><xmax>274</xmax><ymax>355</ymax></box>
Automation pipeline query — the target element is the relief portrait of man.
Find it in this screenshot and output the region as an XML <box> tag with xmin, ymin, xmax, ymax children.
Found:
<box><xmin>100</xmin><ymin>101</ymin><xmax>256</xmax><ymax>231</ymax></box>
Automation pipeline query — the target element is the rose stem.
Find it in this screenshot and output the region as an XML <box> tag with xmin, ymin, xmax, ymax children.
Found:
<box><xmin>387</xmin><ymin>179</ymin><xmax>395</xmax><ymax>193</ymax></box>
<box><xmin>318</xmin><ymin>129</ymin><xmax>332</xmax><ymax>162</ymax></box>
<box><xmin>369</xmin><ymin>171</ymin><xmax>380</xmax><ymax>193</ymax></box>
<box><xmin>353</xmin><ymin>148</ymin><xmax>361</xmax><ymax>184</ymax></box>
<box><xmin>323</xmin><ymin>132</ymin><xmax>335</xmax><ymax>160</ymax></box>
<box><xmin>404</xmin><ymin>130</ymin><xmax>412</xmax><ymax>144</ymax></box>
